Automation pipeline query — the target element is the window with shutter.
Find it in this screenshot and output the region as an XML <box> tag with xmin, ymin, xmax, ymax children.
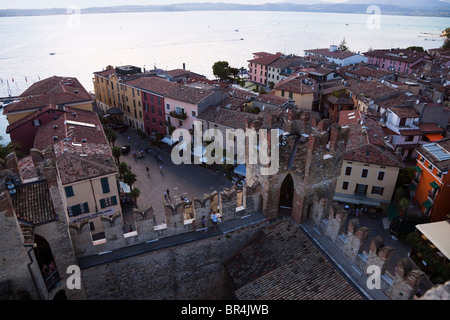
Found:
<box><xmin>65</xmin><ymin>186</ymin><xmax>74</xmax><ymax>197</ymax></box>
<box><xmin>101</xmin><ymin>177</ymin><xmax>110</xmax><ymax>193</ymax></box>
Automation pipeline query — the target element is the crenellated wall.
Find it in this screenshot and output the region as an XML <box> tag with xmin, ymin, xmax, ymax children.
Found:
<box><xmin>70</xmin><ymin>182</ymin><xmax>265</xmax><ymax>259</ymax></box>
<box><xmin>321</xmin><ymin>205</ymin><xmax>427</xmax><ymax>300</ymax></box>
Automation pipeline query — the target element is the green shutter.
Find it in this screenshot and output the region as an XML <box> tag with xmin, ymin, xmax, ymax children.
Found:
<box><xmin>83</xmin><ymin>202</ymin><xmax>89</xmax><ymax>213</ymax></box>
<box><xmin>71</xmin><ymin>205</ymin><xmax>81</xmax><ymax>216</ymax></box>
<box><xmin>429</xmin><ymin>181</ymin><xmax>440</xmax><ymax>189</ymax></box>
<box><xmin>100</xmin><ymin>199</ymin><xmax>106</xmax><ymax>209</ymax></box>
<box><xmin>112</xmin><ymin>196</ymin><xmax>117</xmax><ymax>205</ymax></box>
<box><xmin>65</xmin><ymin>186</ymin><xmax>74</xmax><ymax>197</ymax></box>
<box><xmin>101</xmin><ymin>177</ymin><xmax>110</xmax><ymax>193</ymax></box>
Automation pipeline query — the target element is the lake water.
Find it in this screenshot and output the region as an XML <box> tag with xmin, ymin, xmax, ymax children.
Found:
<box><xmin>0</xmin><ymin>10</ymin><xmax>448</xmax><ymax>142</ymax></box>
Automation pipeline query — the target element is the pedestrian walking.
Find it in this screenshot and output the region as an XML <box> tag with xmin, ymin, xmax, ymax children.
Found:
<box><xmin>159</xmin><ymin>165</ymin><xmax>163</xmax><ymax>174</ymax></box>
<box><xmin>164</xmin><ymin>191</ymin><xmax>167</xmax><ymax>201</ymax></box>
<box><xmin>211</xmin><ymin>212</ymin><xmax>218</xmax><ymax>231</ymax></box>
<box><xmin>201</xmin><ymin>216</ymin><xmax>207</xmax><ymax>234</ymax></box>
<box><xmin>166</xmin><ymin>188</ymin><xmax>170</xmax><ymax>198</ymax></box>
<box><xmin>146</xmin><ymin>166</ymin><xmax>150</xmax><ymax>177</ymax></box>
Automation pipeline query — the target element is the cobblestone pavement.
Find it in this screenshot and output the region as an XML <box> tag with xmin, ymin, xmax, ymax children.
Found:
<box><xmin>113</xmin><ymin>126</ymin><xmax>233</xmax><ymax>227</ymax></box>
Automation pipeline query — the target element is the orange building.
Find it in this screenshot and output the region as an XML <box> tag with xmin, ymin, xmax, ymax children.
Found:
<box><xmin>410</xmin><ymin>138</ymin><xmax>450</xmax><ymax>222</ymax></box>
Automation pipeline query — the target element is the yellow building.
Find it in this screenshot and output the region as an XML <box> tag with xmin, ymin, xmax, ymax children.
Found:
<box><xmin>334</xmin><ymin>114</ymin><xmax>403</xmax><ymax>208</ymax></box>
<box><xmin>273</xmin><ymin>76</ymin><xmax>316</xmax><ymax>110</ymax></box>
<box><xmin>33</xmin><ymin>106</ymin><xmax>122</xmax><ymax>246</ymax></box>
<box><xmin>93</xmin><ymin>65</ymin><xmax>145</xmax><ymax>131</ymax></box>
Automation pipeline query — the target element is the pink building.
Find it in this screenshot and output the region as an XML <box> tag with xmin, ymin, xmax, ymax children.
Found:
<box><xmin>165</xmin><ymin>83</ymin><xmax>226</xmax><ymax>133</ymax></box>
<box><xmin>363</xmin><ymin>49</ymin><xmax>430</xmax><ymax>75</ymax></box>
<box><xmin>247</xmin><ymin>52</ymin><xmax>282</xmax><ymax>86</ymax></box>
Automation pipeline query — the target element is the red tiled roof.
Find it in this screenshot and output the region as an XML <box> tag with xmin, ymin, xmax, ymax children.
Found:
<box><xmin>33</xmin><ymin>107</ymin><xmax>117</xmax><ymax>185</ymax></box>
<box><xmin>3</xmin><ymin>76</ymin><xmax>92</xmax><ymax>114</ymax></box>
<box><xmin>33</xmin><ymin>107</ymin><xmax>107</xmax><ymax>151</ymax></box>
<box><xmin>304</xmin><ymin>48</ymin><xmax>357</xmax><ymax>59</ymax></box>
<box><xmin>225</xmin><ymin>220</ymin><xmax>363</xmax><ymax>300</ymax></box>
<box><xmin>165</xmin><ymin>83</ymin><xmax>216</xmax><ymax>105</ymax></box>
<box><xmin>197</xmin><ymin>106</ymin><xmax>260</xmax><ymax>130</ymax></box>
<box><xmin>341</xmin><ymin>65</ymin><xmax>394</xmax><ymax>79</ymax></box>
<box><xmin>124</xmin><ymin>76</ymin><xmax>178</xmax><ymax>96</ymax></box>
<box><xmin>419</xmin><ymin>123</ymin><xmax>446</xmax><ymax>133</ymax></box>
<box><xmin>274</xmin><ymin>76</ymin><xmax>316</xmax><ymax>94</ymax></box>
<box><xmin>346</xmin><ymin>81</ymin><xmax>401</xmax><ymax>101</ymax></box>
<box><xmin>338</xmin><ymin>110</ymin><xmax>361</xmax><ymax>126</ymax></box>
<box><xmin>93</xmin><ymin>65</ymin><xmax>116</xmax><ymax>78</ymax></box>
<box><xmin>389</xmin><ymin>106</ymin><xmax>419</xmax><ymax>118</ymax></box>
<box><xmin>248</xmin><ymin>52</ymin><xmax>283</xmax><ymax>66</ymax></box>
<box><xmin>363</xmin><ymin>49</ymin><xmax>428</xmax><ymax>64</ymax></box>
<box><xmin>344</xmin><ymin>117</ymin><xmax>402</xmax><ymax>167</ymax></box>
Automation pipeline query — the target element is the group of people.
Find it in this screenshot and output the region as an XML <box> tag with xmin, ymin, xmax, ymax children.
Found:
<box><xmin>41</xmin><ymin>261</ymin><xmax>57</xmax><ymax>279</ymax></box>
<box><xmin>198</xmin><ymin>212</ymin><xmax>220</xmax><ymax>234</ymax></box>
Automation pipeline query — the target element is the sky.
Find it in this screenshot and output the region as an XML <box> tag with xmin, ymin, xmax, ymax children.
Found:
<box><xmin>0</xmin><ymin>0</ymin><xmax>347</xmax><ymax>10</ymax></box>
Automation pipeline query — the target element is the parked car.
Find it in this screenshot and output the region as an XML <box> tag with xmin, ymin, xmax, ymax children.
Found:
<box><xmin>121</xmin><ymin>145</ymin><xmax>130</xmax><ymax>154</ymax></box>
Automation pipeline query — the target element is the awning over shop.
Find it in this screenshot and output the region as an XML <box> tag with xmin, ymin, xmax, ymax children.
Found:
<box><xmin>234</xmin><ymin>164</ymin><xmax>246</xmax><ymax>177</ymax></box>
<box><xmin>107</xmin><ymin>107</ymin><xmax>124</xmax><ymax>115</ymax></box>
<box><xmin>422</xmin><ymin>200</ymin><xmax>433</xmax><ymax>209</ymax></box>
<box><xmin>429</xmin><ymin>181</ymin><xmax>440</xmax><ymax>189</ymax></box>
<box><xmin>425</xmin><ymin>133</ymin><xmax>444</xmax><ymax>142</ymax></box>
<box><xmin>119</xmin><ymin>181</ymin><xmax>131</xmax><ymax>193</ymax></box>
<box><xmin>416</xmin><ymin>221</ymin><xmax>450</xmax><ymax>260</ymax></box>
<box><xmin>162</xmin><ymin>136</ymin><xmax>176</xmax><ymax>146</ymax></box>
<box><xmin>333</xmin><ymin>194</ymin><xmax>381</xmax><ymax>207</ymax></box>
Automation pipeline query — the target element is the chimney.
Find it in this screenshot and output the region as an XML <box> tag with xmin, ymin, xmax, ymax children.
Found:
<box><xmin>330</xmin><ymin>45</ymin><xmax>338</xmax><ymax>52</ymax></box>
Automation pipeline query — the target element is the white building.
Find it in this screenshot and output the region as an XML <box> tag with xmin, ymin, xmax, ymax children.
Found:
<box><xmin>304</xmin><ymin>45</ymin><xmax>368</xmax><ymax>67</ymax></box>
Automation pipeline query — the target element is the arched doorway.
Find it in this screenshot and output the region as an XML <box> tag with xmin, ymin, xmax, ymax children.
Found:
<box><xmin>33</xmin><ymin>234</ymin><xmax>61</xmax><ymax>291</ymax></box>
<box><xmin>279</xmin><ymin>174</ymin><xmax>294</xmax><ymax>216</ymax></box>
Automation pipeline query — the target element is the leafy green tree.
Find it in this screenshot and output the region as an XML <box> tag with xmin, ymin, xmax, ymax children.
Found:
<box><xmin>442</xmin><ymin>28</ymin><xmax>450</xmax><ymax>49</ymax></box>
<box><xmin>118</xmin><ymin>161</ymin><xmax>128</xmax><ymax>178</ymax></box>
<box><xmin>212</xmin><ymin>61</ymin><xmax>230</xmax><ymax>80</ymax></box>
<box><xmin>112</xmin><ymin>146</ymin><xmax>122</xmax><ymax>165</ymax></box>
<box><xmin>130</xmin><ymin>187</ymin><xmax>141</xmax><ymax>207</ymax></box>
<box><xmin>123</xmin><ymin>170</ymin><xmax>137</xmax><ymax>189</ymax></box>
<box><xmin>406</xmin><ymin>46</ymin><xmax>424</xmax><ymax>52</ymax></box>
<box><xmin>338</xmin><ymin>38</ymin><xmax>350</xmax><ymax>52</ymax></box>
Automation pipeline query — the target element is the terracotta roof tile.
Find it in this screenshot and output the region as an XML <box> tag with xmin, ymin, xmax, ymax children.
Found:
<box><xmin>248</xmin><ymin>52</ymin><xmax>283</xmax><ymax>66</ymax></box>
<box><xmin>274</xmin><ymin>76</ymin><xmax>316</xmax><ymax>94</ymax></box>
<box><xmin>343</xmin><ymin>117</ymin><xmax>403</xmax><ymax>167</ymax></box>
<box><xmin>305</xmin><ymin>48</ymin><xmax>357</xmax><ymax>60</ymax></box>
<box><xmin>363</xmin><ymin>49</ymin><xmax>429</xmax><ymax>64</ymax></box>
<box><xmin>225</xmin><ymin>220</ymin><xmax>363</xmax><ymax>300</ymax></box>
<box><xmin>3</xmin><ymin>76</ymin><xmax>92</xmax><ymax>114</ymax></box>
<box><xmin>11</xmin><ymin>180</ymin><xmax>56</xmax><ymax>225</ymax></box>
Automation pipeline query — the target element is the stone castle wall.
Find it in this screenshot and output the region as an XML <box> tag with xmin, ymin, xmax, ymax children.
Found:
<box><xmin>320</xmin><ymin>205</ymin><xmax>427</xmax><ymax>300</ymax></box>
<box><xmin>80</xmin><ymin>220</ymin><xmax>268</xmax><ymax>300</ymax></box>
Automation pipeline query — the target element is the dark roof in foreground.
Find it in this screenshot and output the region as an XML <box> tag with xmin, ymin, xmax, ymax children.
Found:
<box><xmin>224</xmin><ymin>220</ymin><xmax>363</xmax><ymax>300</ymax></box>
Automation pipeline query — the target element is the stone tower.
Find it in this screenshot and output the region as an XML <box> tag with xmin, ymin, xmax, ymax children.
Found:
<box><xmin>244</xmin><ymin>108</ymin><xmax>349</xmax><ymax>225</ymax></box>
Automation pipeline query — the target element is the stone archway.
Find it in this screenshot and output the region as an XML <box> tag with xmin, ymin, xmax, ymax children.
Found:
<box><xmin>33</xmin><ymin>234</ymin><xmax>61</xmax><ymax>291</ymax></box>
<box><xmin>279</xmin><ymin>174</ymin><xmax>294</xmax><ymax>217</ymax></box>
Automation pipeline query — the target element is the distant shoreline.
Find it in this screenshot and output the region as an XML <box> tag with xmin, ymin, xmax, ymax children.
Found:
<box><xmin>1</xmin><ymin>3</ymin><xmax>450</xmax><ymax>18</ymax></box>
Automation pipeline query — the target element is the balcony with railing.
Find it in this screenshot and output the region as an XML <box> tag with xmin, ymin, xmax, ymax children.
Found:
<box><xmin>169</xmin><ymin>110</ymin><xmax>187</xmax><ymax>120</ymax></box>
